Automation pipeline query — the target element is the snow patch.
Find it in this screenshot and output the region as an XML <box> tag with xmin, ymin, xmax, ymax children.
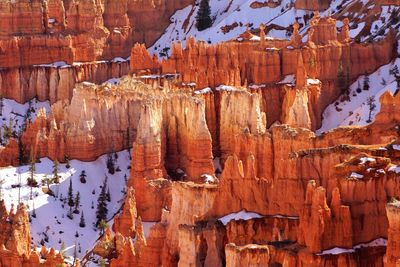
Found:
<box><xmin>218</xmin><ymin>210</ymin><xmax>263</xmax><ymax>225</ymax></box>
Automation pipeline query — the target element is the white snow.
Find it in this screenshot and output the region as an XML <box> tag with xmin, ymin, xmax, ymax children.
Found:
<box><xmin>0</xmin><ymin>151</ymin><xmax>131</xmax><ymax>260</ymax></box>
<box><xmin>317</xmin><ymin>238</ymin><xmax>387</xmax><ymax>255</ymax></box>
<box><xmin>278</xmin><ymin>74</ymin><xmax>295</xmax><ymax>85</ymax></box>
<box><xmin>393</xmin><ymin>144</ymin><xmax>400</xmax><ymax>151</ymax></box>
<box><xmin>388</xmin><ymin>166</ymin><xmax>400</xmax><ymax>174</ymax></box>
<box><xmin>307</xmin><ymin>78</ymin><xmax>321</xmax><ymax>85</ymax></box>
<box><xmin>359</xmin><ymin>157</ymin><xmax>376</xmax><ymax>164</ymax></box>
<box><xmin>34</xmin><ymin>61</ymin><xmax>70</xmax><ymax>68</ymax></box>
<box><xmin>103</xmin><ymin>78</ymin><xmax>121</xmax><ymax>86</ymax></box>
<box><xmin>218</xmin><ymin>210</ymin><xmax>263</xmax><ymax>225</ymax></box>
<box><xmin>350</xmin><ymin>172</ymin><xmax>364</xmax><ymax>179</ymax></box>
<box><xmin>148</xmin><ymin>0</ymin><xmax>310</xmax><ymax>56</ymax></box>
<box><xmin>318</xmin><ymin>58</ymin><xmax>400</xmax><ymax>134</ymax></box>
<box><xmin>194</xmin><ymin>88</ymin><xmax>212</xmax><ymax>94</ymax></box>
<box><xmin>111</xmin><ymin>57</ymin><xmax>129</xmax><ymax>63</ymax></box>
<box><xmin>215</xmin><ymin>85</ymin><xmax>240</xmax><ymax>92</ymax></box>
<box><xmin>201</xmin><ymin>174</ymin><xmax>216</xmax><ymax>184</ymax></box>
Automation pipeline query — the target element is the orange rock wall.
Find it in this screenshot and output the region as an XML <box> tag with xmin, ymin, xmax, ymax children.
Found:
<box><xmin>0</xmin><ymin>60</ymin><xmax>130</xmax><ymax>104</ymax></box>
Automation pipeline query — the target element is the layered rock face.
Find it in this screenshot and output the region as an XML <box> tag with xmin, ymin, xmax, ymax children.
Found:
<box><xmin>104</xmin><ymin>84</ymin><xmax>400</xmax><ymax>266</ymax></box>
<box><xmin>131</xmin><ymin>17</ymin><xmax>396</xmax><ymax>131</ymax></box>
<box><xmin>0</xmin><ymin>0</ymin><xmax>194</xmax><ymax>69</ymax></box>
<box><xmin>0</xmin><ymin>60</ymin><xmax>130</xmax><ymax>104</ymax></box>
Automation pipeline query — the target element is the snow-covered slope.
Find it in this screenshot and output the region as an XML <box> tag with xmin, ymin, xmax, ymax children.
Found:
<box><xmin>149</xmin><ymin>0</ymin><xmax>379</xmax><ymax>56</ymax></box>
<box><xmin>0</xmin><ymin>98</ymin><xmax>50</xmax><ymax>145</ymax></box>
<box><xmin>318</xmin><ymin>58</ymin><xmax>400</xmax><ymax>134</ymax></box>
<box><xmin>0</xmin><ymin>151</ymin><xmax>131</xmax><ymax>261</ymax></box>
<box><xmin>149</xmin><ymin>0</ymin><xmax>311</xmax><ymax>55</ymax></box>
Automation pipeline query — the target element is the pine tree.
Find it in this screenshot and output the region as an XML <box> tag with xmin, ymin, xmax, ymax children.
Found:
<box><xmin>363</xmin><ymin>73</ymin><xmax>370</xmax><ymax>91</ymax></box>
<box><xmin>96</xmin><ymin>178</ymin><xmax>109</xmax><ymax>226</ymax></box>
<box><xmin>65</xmin><ymin>155</ymin><xmax>70</xmax><ymax>169</ymax></box>
<box><xmin>196</xmin><ymin>0</ymin><xmax>212</xmax><ymax>31</ymax></box>
<box><xmin>41</xmin><ymin>175</ymin><xmax>54</xmax><ymax>196</ymax></box>
<box><xmin>366</xmin><ymin>96</ymin><xmax>377</xmax><ymax>123</ymax></box>
<box><xmin>32</xmin><ymin>202</ymin><xmax>36</xmax><ymax>218</ymax></box>
<box><xmin>106</xmin><ymin>188</ymin><xmax>111</xmax><ymax>202</ymax></box>
<box><xmin>79</xmin><ymin>211</ymin><xmax>86</xmax><ymax>228</ymax></box>
<box><xmin>27</xmin><ymin>151</ymin><xmax>38</xmax><ymax>200</ymax></box>
<box><xmin>52</xmin><ymin>160</ymin><xmax>60</xmax><ymax>183</ymax></box>
<box><xmin>107</xmin><ymin>154</ymin><xmax>115</xmax><ymax>174</ymax></box>
<box><xmin>68</xmin><ymin>179</ymin><xmax>74</xmax><ymax>208</ymax></box>
<box><xmin>74</xmin><ymin>191</ymin><xmax>80</xmax><ymax>214</ymax></box>
<box><xmin>390</xmin><ymin>65</ymin><xmax>400</xmax><ymax>94</ymax></box>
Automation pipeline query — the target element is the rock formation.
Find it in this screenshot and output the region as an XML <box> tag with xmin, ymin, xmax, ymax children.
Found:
<box><xmin>131</xmin><ymin>18</ymin><xmax>396</xmax><ymax>131</ymax></box>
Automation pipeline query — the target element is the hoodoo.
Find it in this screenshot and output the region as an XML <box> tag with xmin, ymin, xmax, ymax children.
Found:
<box><xmin>0</xmin><ymin>0</ymin><xmax>399</xmax><ymax>266</ymax></box>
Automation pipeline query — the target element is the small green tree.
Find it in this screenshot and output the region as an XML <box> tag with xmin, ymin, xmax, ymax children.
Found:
<box><xmin>390</xmin><ymin>65</ymin><xmax>400</xmax><ymax>94</ymax></box>
<box><xmin>106</xmin><ymin>154</ymin><xmax>115</xmax><ymax>174</ymax></box>
<box><xmin>52</xmin><ymin>160</ymin><xmax>60</xmax><ymax>184</ymax></box>
<box><xmin>64</xmin><ymin>155</ymin><xmax>70</xmax><ymax>169</ymax></box>
<box><xmin>68</xmin><ymin>180</ymin><xmax>74</xmax><ymax>208</ymax></box>
<box><xmin>96</xmin><ymin>177</ymin><xmax>109</xmax><ymax>226</ymax></box>
<box><xmin>79</xmin><ymin>211</ymin><xmax>86</xmax><ymax>228</ymax></box>
<box><xmin>74</xmin><ymin>191</ymin><xmax>80</xmax><ymax>214</ymax></box>
<box><xmin>41</xmin><ymin>175</ymin><xmax>54</xmax><ymax>196</ymax></box>
<box><xmin>27</xmin><ymin>150</ymin><xmax>38</xmax><ymax>200</ymax></box>
<box><xmin>98</xmin><ymin>258</ymin><xmax>106</xmax><ymax>267</ymax></box>
<box><xmin>195</xmin><ymin>0</ymin><xmax>213</xmax><ymax>31</ymax></box>
<box><xmin>98</xmin><ymin>219</ymin><xmax>108</xmax><ymax>235</ymax></box>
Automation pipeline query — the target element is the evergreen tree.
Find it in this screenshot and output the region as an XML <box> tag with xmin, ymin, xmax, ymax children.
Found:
<box><xmin>106</xmin><ymin>154</ymin><xmax>115</xmax><ymax>174</ymax></box>
<box><xmin>74</xmin><ymin>191</ymin><xmax>80</xmax><ymax>214</ymax></box>
<box><xmin>80</xmin><ymin>170</ymin><xmax>87</xmax><ymax>184</ymax></box>
<box><xmin>68</xmin><ymin>179</ymin><xmax>74</xmax><ymax>208</ymax></box>
<box><xmin>195</xmin><ymin>0</ymin><xmax>212</xmax><ymax>31</ymax></box>
<box><xmin>32</xmin><ymin>203</ymin><xmax>36</xmax><ymax>218</ymax></box>
<box><xmin>96</xmin><ymin>178</ymin><xmax>109</xmax><ymax>226</ymax></box>
<box><xmin>390</xmin><ymin>65</ymin><xmax>400</xmax><ymax>94</ymax></box>
<box><xmin>79</xmin><ymin>211</ymin><xmax>86</xmax><ymax>228</ymax></box>
<box><xmin>65</xmin><ymin>155</ymin><xmax>70</xmax><ymax>169</ymax></box>
<box><xmin>98</xmin><ymin>219</ymin><xmax>108</xmax><ymax>235</ymax></box>
<box><xmin>106</xmin><ymin>188</ymin><xmax>111</xmax><ymax>202</ymax></box>
<box><xmin>366</xmin><ymin>96</ymin><xmax>377</xmax><ymax>123</ymax></box>
<box><xmin>27</xmin><ymin>151</ymin><xmax>38</xmax><ymax>200</ymax></box>
<box><xmin>41</xmin><ymin>175</ymin><xmax>54</xmax><ymax>196</ymax></box>
<box><xmin>52</xmin><ymin>160</ymin><xmax>60</xmax><ymax>183</ymax></box>
<box><xmin>363</xmin><ymin>73</ymin><xmax>370</xmax><ymax>91</ymax></box>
